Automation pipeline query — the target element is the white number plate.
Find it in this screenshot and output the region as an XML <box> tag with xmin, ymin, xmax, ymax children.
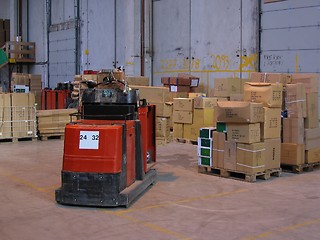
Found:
<box><xmin>79</xmin><ymin>131</ymin><xmax>99</xmax><ymax>149</ymax></box>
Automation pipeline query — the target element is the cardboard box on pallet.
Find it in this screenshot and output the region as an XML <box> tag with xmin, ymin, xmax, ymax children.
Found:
<box><xmin>150</xmin><ymin>102</ymin><xmax>173</xmax><ymax>117</ymax></box>
<box><xmin>178</xmin><ymin>73</ymin><xmax>200</xmax><ymax>87</ymax></box>
<box><xmin>0</xmin><ymin>93</ymin><xmax>12</xmax><ymax>138</ymax></box>
<box><xmin>156</xmin><ymin>117</ymin><xmax>170</xmax><ymax>138</ymax></box>
<box><xmin>173</xmin><ymin>111</ymin><xmax>193</xmax><ymax>124</ymax></box>
<box><xmin>131</xmin><ymin>86</ymin><xmax>171</xmax><ymax>102</ymax></box>
<box><xmin>250</xmin><ymin>72</ymin><xmax>291</xmax><ymax>86</ymax></box>
<box><xmin>281</xmin><ymin>143</ymin><xmax>305</xmax><ymax>165</ymax></box>
<box><xmin>173</xmin><ymin>123</ymin><xmax>183</xmax><ymax>138</ymax></box>
<box><xmin>305</xmin><ymin>147</ymin><xmax>320</xmax><ymax>164</ymax></box>
<box><xmin>264</xmin><ymin>138</ymin><xmax>281</xmax><ymax>169</ymax></box>
<box><xmin>167</xmin><ymin>85</ymin><xmax>190</xmax><ymax>93</ymax></box>
<box><xmin>126</xmin><ymin>76</ymin><xmax>149</xmax><ymax>86</ymax></box>
<box><xmin>212</xmin><ymin>131</ymin><xmax>225</xmax><ymax>168</ymax></box>
<box><xmin>184</xmin><ymin>123</ymin><xmax>208</xmax><ymax>141</ymax></box>
<box><xmin>213</xmin><ymin>78</ymin><xmax>245</xmax><ymax>97</ymax></box>
<box><xmin>193</xmin><ymin>108</ymin><xmax>215</xmax><ymax>126</ymax></box>
<box><xmin>282</xmin><ymin>118</ymin><xmax>304</xmax><ymax>144</ymax></box>
<box><xmin>291</xmin><ymin>73</ymin><xmax>319</xmax><ymax>93</ymax></box>
<box><xmin>188</xmin><ymin>92</ymin><xmax>206</xmax><ymax>98</ymax></box>
<box><xmin>305</xmin><ymin>92</ymin><xmax>319</xmax><ymax>129</ymax></box>
<box><xmin>285</xmin><ymin>83</ymin><xmax>307</xmax><ymax>118</ymax></box>
<box><xmin>304</xmin><ymin>128</ymin><xmax>320</xmax><ymax>150</ymax></box>
<box><xmin>173</xmin><ymin>98</ymin><xmax>193</xmax><ymax>111</ymax></box>
<box><xmin>230</xmin><ymin>94</ymin><xmax>244</xmax><ymax>101</ymax></box>
<box><xmin>227</xmin><ymin>123</ymin><xmax>260</xmax><ymax>144</ymax></box>
<box><xmin>261</xmin><ymin>107</ymin><xmax>281</xmax><ymax>140</ymax></box>
<box><xmin>216</xmin><ymin>101</ymin><xmax>264</xmax><ymax>123</ymax></box>
<box><xmin>193</xmin><ymin>97</ymin><xmax>218</xmax><ymax>109</ymax></box>
<box><xmin>224</xmin><ymin>141</ymin><xmax>237</xmax><ymax>171</ymax></box>
<box><xmin>243</xmin><ymin>82</ymin><xmax>283</xmax><ymax>108</ymax></box>
<box><xmin>236</xmin><ymin>142</ymin><xmax>266</xmax><ymax>174</ymax></box>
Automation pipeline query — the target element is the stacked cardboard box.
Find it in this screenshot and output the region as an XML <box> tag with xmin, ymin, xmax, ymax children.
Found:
<box><xmin>0</xmin><ymin>19</ymin><xmax>10</xmax><ymax>47</ymax></box>
<box><xmin>0</xmin><ymin>93</ymin><xmax>37</xmax><ymax>139</ymax></box>
<box><xmin>251</xmin><ymin>72</ymin><xmax>320</xmax><ymax>166</ymax></box>
<box><xmin>243</xmin><ymin>82</ymin><xmax>283</xmax><ymax>171</ymax></box>
<box><xmin>129</xmin><ymin>85</ymin><xmax>177</xmax><ymax>145</ymax></box>
<box><xmin>126</xmin><ymin>76</ymin><xmax>149</xmax><ymax>86</ymax></box>
<box><xmin>161</xmin><ymin>73</ymin><xmax>200</xmax><ymax>93</ymax></box>
<box><xmin>282</xmin><ymin>73</ymin><xmax>320</xmax><ymax>164</ymax></box>
<box><xmin>216</xmin><ymin>101</ymin><xmax>267</xmax><ymax>173</ymax></box>
<box><xmin>37</xmin><ymin>109</ymin><xmax>77</xmax><ymax>136</ymax></box>
<box><xmin>211</xmin><ymin>77</ymin><xmax>248</xmax><ymax>99</ymax></box>
<box><xmin>11</xmin><ymin>73</ymin><xmax>42</xmax><ymax>109</ymax></box>
<box><xmin>173</xmin><ymin>97</ymin><xmax>217</xmax><ymax>141</ymax></box>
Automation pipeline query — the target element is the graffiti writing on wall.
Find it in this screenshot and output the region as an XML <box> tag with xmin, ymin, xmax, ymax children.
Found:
<box><xmin>210</xmin><ymin>54</ymin><xmax>230</xmax><ymax>70</ymax></box>
<box><xmin>158</xmin><ymin>53</ymin><xmax>257</xmax><ymax>72</ymax></box>
<box><xmin>262</xmin><ymin>54</ymin><xmax>284</xmax><ymax>67</ymax></box>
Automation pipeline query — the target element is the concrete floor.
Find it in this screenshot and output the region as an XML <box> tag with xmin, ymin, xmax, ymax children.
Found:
<box><xmin>1</xmin><ymin>139</ymin><xmax>320</xmax><ymax>240</ymax></box>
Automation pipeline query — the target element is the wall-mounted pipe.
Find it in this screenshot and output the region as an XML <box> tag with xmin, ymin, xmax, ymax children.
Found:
<box><xmin>140</xmin><ymin>0</ymin><xmax>145</xmax><ymax>76</ymax></box>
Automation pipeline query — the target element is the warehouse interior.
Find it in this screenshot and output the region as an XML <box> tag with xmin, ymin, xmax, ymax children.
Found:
<box><xmin>1</xmin><ymin>0</ymin><xmax>320</xmax><ymax>239</ymax></box>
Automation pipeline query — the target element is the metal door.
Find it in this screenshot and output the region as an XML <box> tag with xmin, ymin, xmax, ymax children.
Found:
<box><xmin>152</xmin><ymin>0</ymin><xmax>258</xmax><ymax>90</ymax></box>
<box><xmin>152</xmin><ymin>0</ymin><xmax>191</xmax><ymax>86</ymax></box>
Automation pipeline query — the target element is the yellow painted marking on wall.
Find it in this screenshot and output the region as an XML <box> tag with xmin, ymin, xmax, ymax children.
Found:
<box><xmin>206</xmin><ymin>72</ymin><xmax>209</xmax><ymax>95</ymax></box>
<box><xmin>239</xmin><ymin>53</ymin><xmax>258</xmax><ymax>71</ymax></box>
<box><xmin>154</xmin><ymin>69</ymin><xmax>256</xmax><ymax>74</ymax></box>
<box><xmin>126</xmin><ymin>61</ymin><xmax>135</xmax><ymax>65</ymax></box>
<box><xmin>243</xmin><ymin>218</ymin><xmax>320</xmax><ymax>240</ymax></box>
<box><xmin>115</xmin><ymin>189</ymin><xmax>248</xmax><ymax>215</ymax></box>
<box><xmin>84</xmin><ymin>49</ymin><xmax>89</xmax><ymax>55</ymax></box>
<box><xmin>295</xmin><ymin>54</ymin><xmax>299</xmax><ymax>73</ymax></box>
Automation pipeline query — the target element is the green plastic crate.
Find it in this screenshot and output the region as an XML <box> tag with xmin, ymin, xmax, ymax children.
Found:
<box><xmin>216</xmin><ymin>122</ymin><xmax>227</xmax><ymax>133</ymax></box>
<box><xmin>198</xmin><ymin>137</ymin><xmax>212</xmax><ymax>148</ymax></box>
<box><xmin>198</xmin><ymin>156</ymin><xmax>211</xmax><ymax>166</ymax></box>
<box><xmin>199</xmin><ymin>127</ymin><xmax>215</xmax><ymax>139</ymax></box>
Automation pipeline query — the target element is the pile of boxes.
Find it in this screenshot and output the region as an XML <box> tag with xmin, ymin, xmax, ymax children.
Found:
<box><xmin>11</xmin><ymin>73</ymin><xmax>42</xmax><ymax>109</ymax></box>
<box><xmin>197</xmin><ymin>80</ymin><xmax>284</xmax><ymax>175</ymax></box>
<box><xmin>161</xmin><ymin>74</ymin><xmax>200</xmax><ymax>93</ymax></box>
<box><xmin>0</xmin><ymin>93</ymin><xmax>37</xmax><ymax>139</ymax></box>
<box><xmin>281</xmin><ymin>73</ymin><xmax>320</xmax><ymax>165</ymax></box>
<box><xmin>130</xmin><ymin>85</ymin><xmax>183</xmax><ymax>145</ymax></box>
<box><xmin>173</xmin><ymin>95</ymin><xmax>218</xmax><ymax>141</ymax></box>
<box><xmin>0</xmin><ymin>19</ymin><xmax>10</xmax><ymax>47</ymax></box>
<box><xmin>36</xmin><ymin>109</ymin><xmax>77</xmax><ymax>137</ymax></box>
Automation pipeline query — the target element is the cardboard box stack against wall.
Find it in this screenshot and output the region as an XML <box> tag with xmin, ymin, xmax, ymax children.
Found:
<box><xmin>130</xmin><ymin>84</ymin><xmax>186</xmax><ymax>145</ymax></box>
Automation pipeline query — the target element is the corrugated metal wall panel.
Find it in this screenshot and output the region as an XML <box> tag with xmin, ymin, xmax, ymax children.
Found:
<box><xmin>49</xmin><ymin>29</ymin><xmax>76</xmax><ymax>86</ymax></box>
<box><xmin>260</xmin><ymin>0</ymin><xmax>320</xmax><ymax>73</ymax></box>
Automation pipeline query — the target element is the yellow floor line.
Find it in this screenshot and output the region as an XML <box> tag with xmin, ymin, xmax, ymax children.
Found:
<box><xmin>243</xmin><ymin>218</ymin><xmax>320</xmax><ymax>240</ymax></box>
<box><xmin>104</xmin><ymin>211</ymin><xmax>192</xmax><ymax>240</ymax></box>
<box><xmin>115</xmin><ymin>189</ymin><xmax>248</xmax><ymax>215</ymax></box>
<box><xmin>0</xmin><ymin>168</ymin><xmax>58</xmax><ymax>196</ymax></box>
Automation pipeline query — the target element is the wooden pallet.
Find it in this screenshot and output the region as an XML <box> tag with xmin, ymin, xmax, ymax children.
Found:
<box><xmin>174</xmin><ymin>138</ymin><xmax>197</xmax><ymax>145</ymax></box>
<box><xmin>39</xmin><ymin>133</ymin><xmax>64</xmax><ymax>141</ymax></box>
<box><xmin>5</xmin><ymin>41</ymin><xmax>35</xmax><ymax>63</ymax></box>
<box><xmin>198</xmin><ymin>166</ymin><xmax>281</xmax><ymax>182</ymax></box>
<box><xmin>281</xmin><ymin>162</ymin><xmax>320</xmax><ymax>174</ymax></box>
<box><xmin>0</xmin><ymin>137</ymin><xmax>37</xmax><ymax>143</ymax></box>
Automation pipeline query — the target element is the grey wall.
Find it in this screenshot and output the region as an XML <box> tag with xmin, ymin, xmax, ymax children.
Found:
<box><xmin>152</xmin><ymin>0</ymin><xmax>259</xmax><ymax>91</ymax></box>
<box><xmin>0</xmin><ymin>0</ymin><xmax>10</xmax><ymax>19</ymax></box>
<box><xmin>260</xmin><ymin>0</ymin><xmax>320</xmax><ymax>73</ymax></box>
